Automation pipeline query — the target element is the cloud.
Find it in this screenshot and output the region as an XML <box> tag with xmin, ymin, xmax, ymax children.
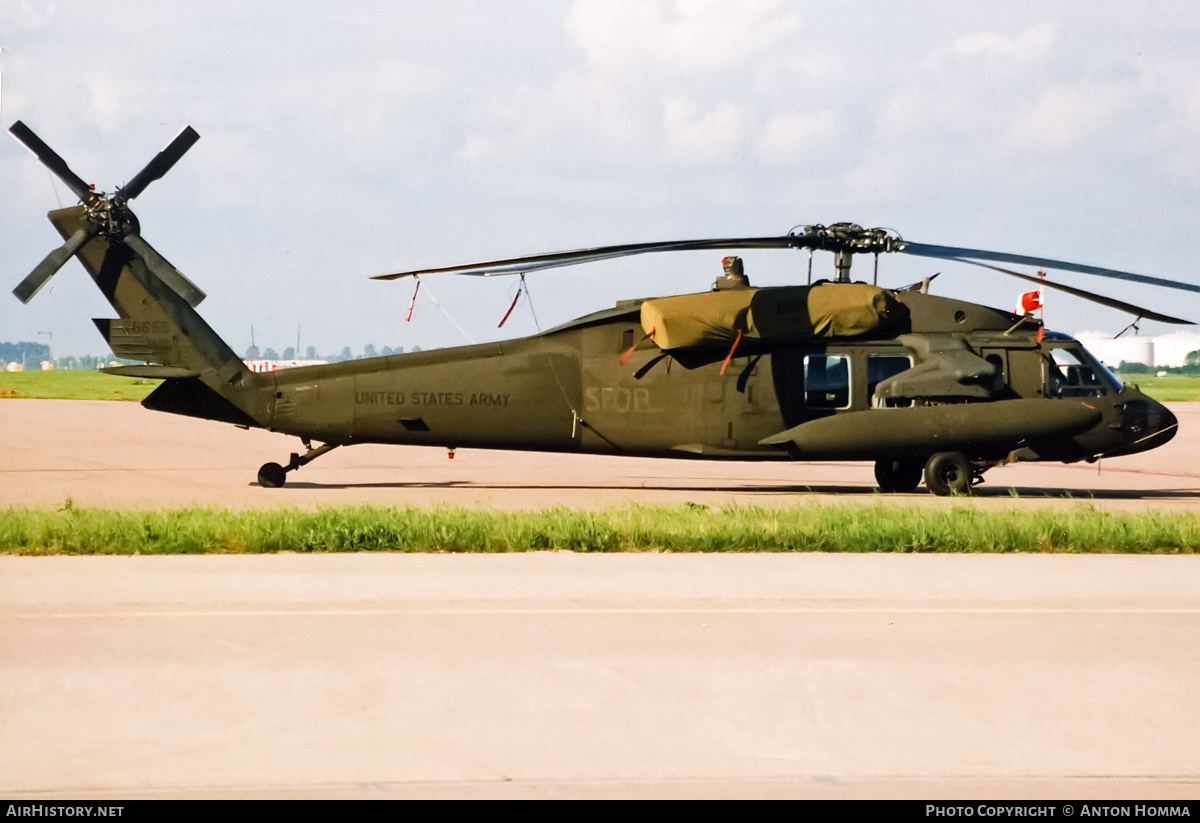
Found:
<box><xmin>951</xmin><ymin>20</ymin><xmax>1056</xmax><ymax>63</ymax></box>
<box><xmin>566</xmin><ymin>0</ymin><xmax>802</xmax><ymax>73</ymax></box>
<box><xmin>85</xmin><ymin>75</ymin><xmax>135</xmax><ymax>134</ymax></box>
<box><xmin>188</xmin><ymin>129</ymin><xmax>262</xmax><ymax>209</ymax></box>
<box><xmin>457</xmin><ymin>135</ymin><xmax>494</xmax><ymax>164</ymax></box>
<box><xmin>0</xmin><ymin>0</ymin><xmax>56</xmax><ymax>30</ymax></box>
<box><xmin>756</xmin><ymin>110</ymin><xmax>838</xmax><ymax>164</ymax></box>
<box><xmin>1001</xmin><ymin>82</ymin><xmax>1132</xmax><ymax>153</ymax></box>
<box><xmin>661</xmin><ymin>98</ymin><xmax>749</xmax><ymax>164</ymax></box>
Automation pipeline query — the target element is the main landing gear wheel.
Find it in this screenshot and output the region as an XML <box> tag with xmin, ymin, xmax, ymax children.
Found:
<box><xmin>874</xmin><ymin>457</ymin><xmax>924</xmax><ymax>493</ymax></box>
<box><xmin>258</xmin><ymin>462</ymin><xmax>287</xmax><ymax>488</ymax></box>
<box><xmin>924</xmin><ymin>451</ymin><xmax>973</xmax><ymax>496</ymax></box>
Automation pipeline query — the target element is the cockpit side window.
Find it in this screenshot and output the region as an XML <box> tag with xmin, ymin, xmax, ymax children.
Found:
<box><xmin>868</xmin><ymin>354</ymin><xmax>913</xmax><ymax>408</ymax></box>
<box><xmin>1046</xmin><ymin>346</ymin><xmax>1118</xmax><ymax>397</ymax></box>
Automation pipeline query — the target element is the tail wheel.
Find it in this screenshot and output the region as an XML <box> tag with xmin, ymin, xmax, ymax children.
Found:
<box><xmin>874</xmin><ymin>457</ymin><xmax>924</xmax><ymax>493</ymax></box>
<box><xmin>257</xmin><ymin>462</ymin><xmax>287</xmax><ymax>488</ymax></box>
<box><xmin>924</xmin><ymin>451</ymin><xmax>972</xmax><ymax>496</ymax></box>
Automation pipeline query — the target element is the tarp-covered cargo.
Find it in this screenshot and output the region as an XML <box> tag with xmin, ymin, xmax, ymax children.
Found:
<box><xmin>640</xmin><ymin>283</ymin><xmax>891</xmax><ymax>350</ymax></box>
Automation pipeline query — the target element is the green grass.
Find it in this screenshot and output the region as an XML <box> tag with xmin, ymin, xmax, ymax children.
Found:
<box><xmin>1115</xmin><ymin>373</ymin><xmax>1200</xmax><ymax>402</ymax></box>
<box><xmin>3</xmin><ymin>502</ymin><xmax>1199</xmax><ymax>555</ymax></box>
<box><xmin>0</xmin><ymin>370</ymin><xmax>160</xmax><ymax>401</ymax></box>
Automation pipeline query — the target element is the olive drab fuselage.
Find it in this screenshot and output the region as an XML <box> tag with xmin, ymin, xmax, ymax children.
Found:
<box><xmin>253</xmin><ymin>287</ymin><xmax>1175</xmax><ymax>468</ymax></box>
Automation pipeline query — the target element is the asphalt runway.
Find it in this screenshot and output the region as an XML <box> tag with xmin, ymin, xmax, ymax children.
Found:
<box><xmin>1</xmin><ymin>399</ymin><xmax>1199</xmax><ymax>510</ymax></box>
<box><xmin>2</xmin><ymin>399</ymin><xmax>1199</xmax><ymax>799</ymax></box>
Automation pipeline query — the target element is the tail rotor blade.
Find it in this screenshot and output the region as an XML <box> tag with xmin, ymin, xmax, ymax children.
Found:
<box><xmin>12</xmin><ymin>225</ymin><xmax>96</xmax><ymax>303</ymax></box>
<box><xmin>9</xmin><ymin>121</ymin><xmax>94</xmax><ymax>203</ymax></box>
<box><xmin>118</xmin><ymin>126</ymin><xmax>200</xmax><ymax>201</ymax></box>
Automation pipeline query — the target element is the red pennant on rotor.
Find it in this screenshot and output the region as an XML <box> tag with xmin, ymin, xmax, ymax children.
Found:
<box><xmin>405</xmin><ymin>278</ymin><xmax>421</xmax><ymax>322</ymax></box>
<box><xmin>498</xmin><ymin>287</ymin><xmax>522</xmax><ymax>328</ymax></box>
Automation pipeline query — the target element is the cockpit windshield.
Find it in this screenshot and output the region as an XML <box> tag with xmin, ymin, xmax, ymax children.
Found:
<box><xmin>1046</xmin><ymin>345</ymin><xmax>1123</xmax><ymax>397</ymax></box>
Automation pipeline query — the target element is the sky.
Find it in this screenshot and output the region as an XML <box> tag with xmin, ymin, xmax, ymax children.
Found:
<box><xmin>3</xmin><ymin>1</ymin><xmax>1200</xmax><ymax>358</ymax></box>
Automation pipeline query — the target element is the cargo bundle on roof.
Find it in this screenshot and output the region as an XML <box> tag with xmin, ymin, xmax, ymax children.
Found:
<box><xmin>640</xmin><ymin>283</ymin><xmax>892</xmax><ymax>350</ymax></box>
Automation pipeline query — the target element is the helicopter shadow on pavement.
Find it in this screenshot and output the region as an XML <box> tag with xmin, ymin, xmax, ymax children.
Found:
<box><xmin>265</xmin><ymin>479</ymin><xmax>1200</xmax><ymax>501</ymax></box>
<box><xmin>278</xmin><ymin>480</ymin><xmax>473</xmax><ymax>491</ymax></box>
<box><xmin>269</xmin><ymin>480</ymin><xmax>879</xmax><ymax>494</ymax></box>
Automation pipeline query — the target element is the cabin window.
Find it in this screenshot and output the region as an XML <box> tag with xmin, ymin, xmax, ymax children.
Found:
<box><xmin>985</xmin><ymin>354</ymin><xmax>1005</xmax><ymax>393</ymax></box>
<box><xmin>804</xmin><ymin>354</ymin><xmax>850</xmax><ymax>409</ymax></box>
<box><xmin>867</xmin><ymin>354</ymin><xmax>912</xmax><ymax>407</ymax></box>
<box><xmin>1047</xmin><ymin>347</ymin><xmax>1117</xmax><ymax>397</ymax></box>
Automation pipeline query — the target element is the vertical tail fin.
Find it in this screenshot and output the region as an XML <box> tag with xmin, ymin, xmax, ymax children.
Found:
<box><xmin>10</xmin><ymin>123</ymin><xmax>272</xmax><ymax>427</ymax></box>
<box><xmin>48</xmin><ymin>205</ymin><xmax>271</xmax><ymax>426</ymax></box>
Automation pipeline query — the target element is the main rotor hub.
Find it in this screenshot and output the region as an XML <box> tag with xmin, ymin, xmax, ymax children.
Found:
<box><xmin>790</xmin><ymin>223</ymin><xmax>903</xmax><ymax>282</ymax></box>
<box><xmin>793</xmin><ymin>223</ymin><xmax>903</xmax><ymax>255</ymax></box>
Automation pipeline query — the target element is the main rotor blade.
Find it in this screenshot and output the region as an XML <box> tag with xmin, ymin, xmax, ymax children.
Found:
<box><xmin>900</xmin><ymin>241</ymin><xmax>1200</xmax><ymax>295</ymax></box>
<box><xmin>9</xmin><ymin>121</ymin><xmax>94</xmax><ymax>203</ymax></box>
<box><xmin>949</xmin><ymin>258</ymin><xmax>1192</xmax><ymax>325</ymax></box>
<box><xmin>12</xmin><ymin>225</ymin><xmax>96</xmax><ymax>304</ymax></box>
<box><xmin>372</xmin><ymin>236</ymin><xmax>799</xmax><ymax>279</ymax></box>
<box><xmin>122</xmin><ymin>233</ymin><xmax>207</xmax><ymax>307</ymax></box>
<box><xmin>118</xmin><ymin>126</ymin><xmax>200</xmax><ymax>201</ymax></box>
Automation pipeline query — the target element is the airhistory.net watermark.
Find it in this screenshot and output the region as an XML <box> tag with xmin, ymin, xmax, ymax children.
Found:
<box><xmin>5</xmin><ymin>807</ymin><xmax>123</xmax><ymax>818</ymax></box>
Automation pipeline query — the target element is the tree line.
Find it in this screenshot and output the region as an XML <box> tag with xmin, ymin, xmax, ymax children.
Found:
<box><xmin>1118</xmin><ymin>356</ymin><xmax>1200</xmax><ymax>375</ymax></box>
<box><xmin>2</xmin><ymin>341</ymin><xmax>419</xmax><ymax>369</ymax></box>
<box><xmin>0</xmin><ymin>341</ymin><xmax>50</xmax><ymax>364</ymax></box>
<box><xmin>244</xmin><ymin>344</ymin><xmax>420</xmax><ymax>362</ymax></box>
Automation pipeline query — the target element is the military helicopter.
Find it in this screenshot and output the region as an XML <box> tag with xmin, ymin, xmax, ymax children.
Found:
<box><xmin>9</xmin><ymin>121</ymin><xmax>1193</xmax><ymax>495</ymax></box>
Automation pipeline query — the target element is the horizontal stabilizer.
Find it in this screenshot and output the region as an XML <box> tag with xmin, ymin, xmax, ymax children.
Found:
<box><xmin>100</xmin><ymin>365</ymin><xmax>200</xmax><ymax>378</ymax></box>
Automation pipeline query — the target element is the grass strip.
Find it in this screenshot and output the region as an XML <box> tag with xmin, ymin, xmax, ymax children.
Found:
<box><xmin>2</xmin><ymin>503</ymin><xmax>1200</xmax><ymax>555</ymax></box>
<box><xmin>0</xmin><ymin>371</ymin><xmax>160</xmax><ymax>401</ymax></box>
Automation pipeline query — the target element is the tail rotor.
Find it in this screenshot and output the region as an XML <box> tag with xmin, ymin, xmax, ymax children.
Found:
<box><xmin>9</xmin><ymin>121</ymin><xmax>206</xmax><ymax>306</ymax></box>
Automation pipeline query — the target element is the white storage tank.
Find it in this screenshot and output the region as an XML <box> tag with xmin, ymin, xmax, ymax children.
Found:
<box><xmin>1073</xmin><ymin>331</ymin><xmax>1154</xmax><ymax>369</ymax></box>
<box><xmin>1150</xmin><ymin>332</ymin><xmax>1200</xmax><ymax>367</ymax></box>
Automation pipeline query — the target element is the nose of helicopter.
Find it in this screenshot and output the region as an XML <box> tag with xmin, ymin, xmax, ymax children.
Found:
<box><xmin>1103</xmin><ymin>395</ymin><xmax>1178</xmax><ymax>457</ymax></box>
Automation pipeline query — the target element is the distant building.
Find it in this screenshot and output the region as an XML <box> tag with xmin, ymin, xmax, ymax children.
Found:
<box><xmin>1075</xmin><ymin>331</ymin><xmax>1200</xmax><ymax>368</ymax></box>
<box><xmin>245</xmin><ymin>359</ymin><xmax>328</xmax><ymax>373</ymax></box>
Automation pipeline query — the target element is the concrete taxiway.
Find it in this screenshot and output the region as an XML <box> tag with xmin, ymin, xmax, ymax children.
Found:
<box><xmin>1</xmin><ymin>399</ymin><xmax>1198</xmax><ymax>510</ymax></box>
<box><xmin>3</xmin><ymin>552</ymin><xmax>1199</xmax><ymax>799</ymax></box>
<box><xmin>2</xmin><ymin>398</ymin><xmax>1199</xmax><ymax>798</ymax></box>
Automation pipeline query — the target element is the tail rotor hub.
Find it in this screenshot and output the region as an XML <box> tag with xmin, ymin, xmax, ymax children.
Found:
<box><xmin>80</xmin><ymin>191</ymin><xmax>138</xmax><ymax>238</ymax></box>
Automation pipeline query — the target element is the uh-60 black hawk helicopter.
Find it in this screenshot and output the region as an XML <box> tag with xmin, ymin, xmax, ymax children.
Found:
<box><xmin>10</xmin><ymin>121</ymin><xmax>1193</xmax><ymax>495</ymax></box>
